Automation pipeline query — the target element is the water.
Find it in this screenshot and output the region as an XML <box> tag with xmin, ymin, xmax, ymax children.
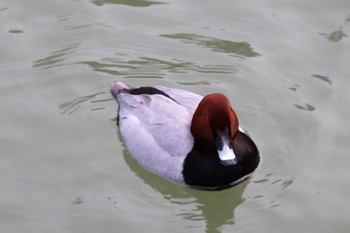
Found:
<box><xmin>1</xmin><ymin>0</ymin><xmax>350</xmax><ymax>232</ymax></box>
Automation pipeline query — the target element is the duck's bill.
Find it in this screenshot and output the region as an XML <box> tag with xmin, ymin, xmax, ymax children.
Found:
<box><xmin>218</xmin><ymin>144</ymin><xmax>237</xmax><ymax>166</ymax></box>
<box><xmin>216</xmin><ymin>128</ymin><xmax>237</xmax><ymax>166</ymax></box>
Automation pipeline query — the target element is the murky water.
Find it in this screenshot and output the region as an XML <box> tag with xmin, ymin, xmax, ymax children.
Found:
<box><xmin>1</xmin><ymin>0</ymin><xmax>350</xmax><ymax>232</ymax></box>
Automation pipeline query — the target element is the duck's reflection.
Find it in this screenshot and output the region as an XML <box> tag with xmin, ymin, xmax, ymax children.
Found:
<box><xmin>122</xmin><ymin>148</ymin><xmax>249</xmax><ymax>232</ymax></box>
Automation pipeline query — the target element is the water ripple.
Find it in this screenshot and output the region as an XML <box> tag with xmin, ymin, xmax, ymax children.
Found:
<box><xmin>59</xmin><ymin>92</ymin><xmax>109</xmax><ymax>115</ymax></box>
<box><xmin>176</xmin><ymin>80</ymin><xmax>215</xmax><ymax>86</ymax></box>
<box><xmin>77</xmin><ymin>56</ymin><xmax>236</xmax><ymax>77</ymax></box>
<box><xmin>91</xmin><ymin>0</ymin><xmax>167</xmax><ymax>7</ymax></box>
<box><xmin>346</xmin><ymin>14</ymin><xmax>350</xmax><ymax>23</ymax></box>
<box><xmin>311</xmin><ymin>74</ymin><xmax>332</xmax><ymax>85</ymax></box>
<box><xmin>33</xmin><ymin>42</ymin><xmax>81</xmax><ymax>69</ymax></box>
<box><xmin>161</xmin><ymin>33</ymin><xmax>260</xmax><ymax>58</ymax></box>
<box><xmin>294</xmin><ymin>103</ymin><xmax>316</xmax><ymax>112</ymax></box>
<box><xmin>0</xmin><ymin>7</ymin><xmax>9</xmax><ymax>12</ymax></box>
<box><xmin>8</xmin><ymin>28</ymin><xmax>24</xmax><ymax>34</ymax></box>
<box><xmin>319</xmin><ymin>27</ymin><xmax>348</xmax><ymax>42</ymax></box>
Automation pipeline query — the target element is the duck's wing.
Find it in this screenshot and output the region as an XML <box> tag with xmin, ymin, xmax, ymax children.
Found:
<box><xmin>111</xmin><ymin>82</ymin><xmax>202</xmax><ymax>182</ymax></box>
<box><xmin>153</xmin><ymin>85</ymin><xmax>203</xmax><ymax>111</ymax></box>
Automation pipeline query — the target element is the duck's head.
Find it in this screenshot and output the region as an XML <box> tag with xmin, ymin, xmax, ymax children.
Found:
<box><xmin>190</xmin><ymin>93</ymin><xmax>239</xmax><ymax>166</ymax></box>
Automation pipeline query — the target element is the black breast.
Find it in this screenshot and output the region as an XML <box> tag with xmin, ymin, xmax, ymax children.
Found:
<box><xmin>182</xmin><ymin>131</ymin><xmax>260</xmax><ymax>190</ymax></box>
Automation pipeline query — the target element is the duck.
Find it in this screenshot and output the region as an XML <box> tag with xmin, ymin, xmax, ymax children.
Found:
<box><xmin>110</xmin><ymin>81</ymin><xmax>260</xmax><ymax>190</ymax></box>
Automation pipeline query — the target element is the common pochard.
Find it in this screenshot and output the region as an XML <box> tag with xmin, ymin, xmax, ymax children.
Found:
<box><xmin>110</xmin><ymin>81</ymin><xmax>260</xmax><ymax>190</ymax></box>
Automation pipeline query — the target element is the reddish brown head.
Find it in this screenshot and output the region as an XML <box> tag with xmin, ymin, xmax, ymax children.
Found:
<box><xmin>190</xmin><ymin>93</ymin><xmax>239</xmax><ymax>165</ymax></box>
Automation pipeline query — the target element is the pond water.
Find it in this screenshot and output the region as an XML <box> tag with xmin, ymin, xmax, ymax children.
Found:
<box><xmin>1</xmin><ymin>0</ymin><xmax>350</xmax><ymax>232</ymax></box>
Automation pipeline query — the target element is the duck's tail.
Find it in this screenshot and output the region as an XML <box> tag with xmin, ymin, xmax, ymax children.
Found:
<box><xmin>110</xmin><ymin>81</ymin><xmax>132</xmax><ymax>98</ymax></box>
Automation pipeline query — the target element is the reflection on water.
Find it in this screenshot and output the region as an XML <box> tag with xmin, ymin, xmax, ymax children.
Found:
<box><xmin>58</xmin><ymin>13</ymin><xmax>73</xmax><ymax>22</ymax></box>
<box><xmin>59</xmin><ymin>92</ymin><xmax>110</xmax><ymax>115</ymax></box>
<box><xmin>269</xmin><ymin>178</ymin><xmax>293</xmax><ymax>189</ymax></box>
<box><xmin>346</xmin><ymin>15</ymin><xmax>350</xmax><ymax>23</ymax></box>
<box><xmin>176</xmin><ymin>80</ymin><xmax>215</xmax><ymax>86</ymax></box>
<box><xmin>72</xmin><ymin>197</ymin><xmax>84</xmax><ymax>205</ymax></box>
<box><xmin>319</xmin><ymin>14</ymin><xmax>349</xmax><ymax>42</ymax></box>
<box><xmin>33</xmin><ymin>43</ymin><xmax>81</xmax><ymax>69</ymax></box>
<box><xmin>161</xmin><ymin>33</ymin><xmax>260</xmax><ymax>58</ymax></box>
<box><xmin>284</xmin><ymin>84</ymin><xmax>300</xmax><ymax>92</ymax></box>
<box><xmin>8</xmin><ymin>28</ymin><xmax>24</xmax><ymax>34</ymax></box>
<box><xmin>91</xmin><ymin>0</ymin><xmax>166</xmax><ymax>7</ymax></box>
<box><xmin>122</xmin><ymin>146</ymin><xmax>248</xmax><ymax>233</ymax></box>
<box><xmin>311</xmin><ymin>74</ymin><xmax>332</xmax><ymax>85</ymax></box>
<box><xmin>78</xmin><ymin>56</ymin><xmax>236</xmax><ymax>78</ymax></box>
<box><xmin>253</xmin><ymin>174</ymin><xmax>293</xmax><ymax>190</ymax></box>
<box><xmin>294</xmin><ymin>103</ymin><xmax>316</xmax><ymax>112</ymax></box>
<box><xmin>319</xmin><ymin>28</ymin><xmax>348</xmax><ymax>42</ymax></box>
<box><xmin>182</xmin><ymin>184</ymin><xmax>248</xmax><ymax>233</ymax></box>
